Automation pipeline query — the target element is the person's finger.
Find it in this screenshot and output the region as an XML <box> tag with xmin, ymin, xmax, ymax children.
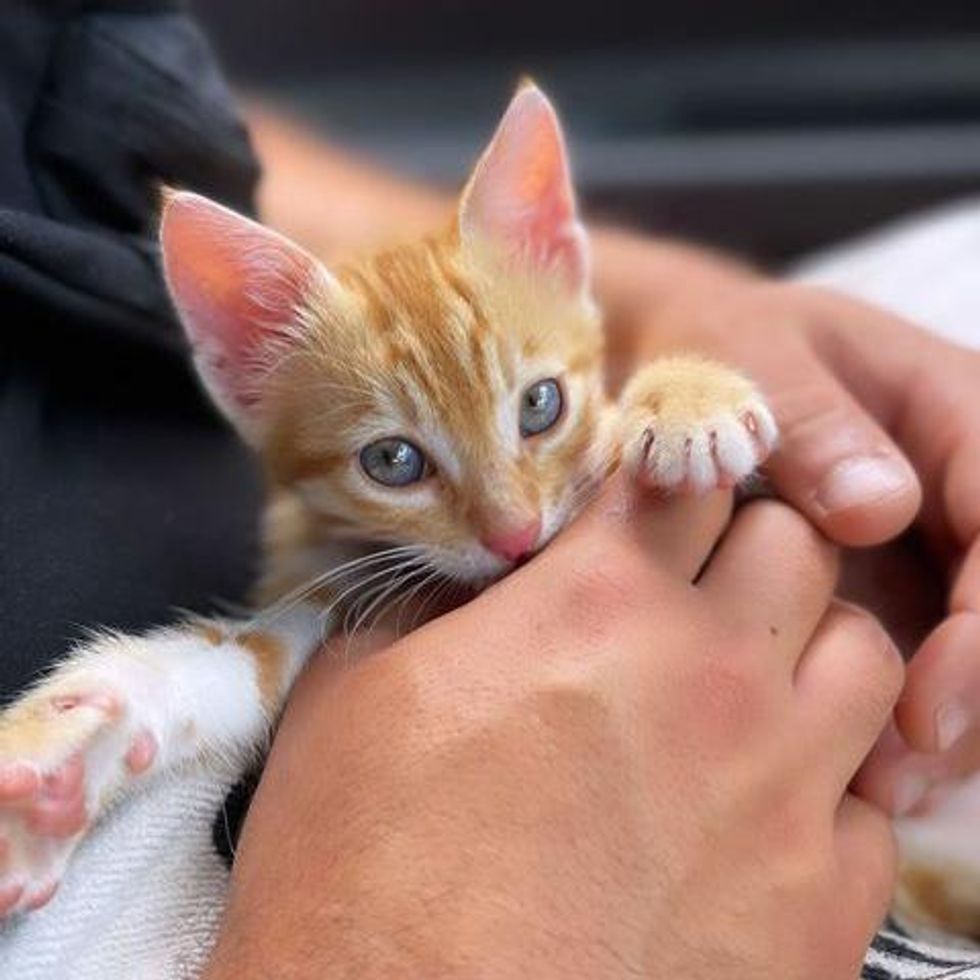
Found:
<box><xmin>761</xmin><ymin>349</ymin><xmax>920</xmax><ymax>548</ymax></box>
<box><xmin>946</xmin><ymin>437</ymin><xmax>980</xmax><ymax>611</ymax></box>
<box><xmin>630</xmin><ymin>488</ymin><xmax>733</xmax><ymax>581</ymax></box>
<box><xmin>795</xmin><ymin>602</ymin><xmax>903</xmax><ymax>795</ymax></box>
<box><xmin>700</xmin><ymin>499</ymin><xmax>838</xmax><ymax>666</ymax></box>
<box><xmin>896</xmin><ymin>611</ymin><xmax>980</xmax><ymax>755</ymax></box>
<box><xmin>810</xmin><ymin>291</ymin><xmax>980</xmax><ymax>561</ymax></box>
<box><xmin>854</xmin><ymin>721</ymin><xmax>980</xmax><ymax>819</ymax></box>
<box><xmin>952</xmin><ymin>540</ymin><xmax>980</xmax><ymax>615</ymax></box>
<box><xmin>568</xmin><ymin>474</ymin><xmax>734</xmax><ymax>583</ymax></box>
<box><xmin>852</xmin><ymin>722</ymin><xmax>916</xmax><ymax>816</ymax></box>
<box><xmin>834</xmin><ymin>793</ymin><xmax>898</xmax><ymax>930</ymax></box>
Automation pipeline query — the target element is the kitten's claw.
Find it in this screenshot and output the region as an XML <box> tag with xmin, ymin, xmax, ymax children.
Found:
<box><xmin>0</xmin><ymin>683</ymin><xmax>152</xmax><ymax>917</ymax></box>
<box><xmin>621</xmin><ymin>357</ymin><xmax>777</xmax><ymax>494</ymax></box>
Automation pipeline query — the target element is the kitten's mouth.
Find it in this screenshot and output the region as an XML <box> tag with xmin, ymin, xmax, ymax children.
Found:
<box><xmin>484</xmin><ymin>544</ymin><xmax>542</xmax><ymax>584</ymax></box>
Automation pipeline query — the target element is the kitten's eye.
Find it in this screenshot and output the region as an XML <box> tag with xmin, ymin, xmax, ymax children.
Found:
<box><xmin>359</xmin><ymin>438</ymin><xmax>430</xmax><ymax>487</ymax></box>
<box><xmin>520</xmin><ymin>379</ymin><xmax>563</xmax><ymax>437</ymax></box>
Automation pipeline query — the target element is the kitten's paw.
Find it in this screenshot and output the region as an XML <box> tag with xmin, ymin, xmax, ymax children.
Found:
<box><xmin>620</xmin><ymin>356</ymin><xmax>777</xmax><ymax>493</ymax></box>
<box><xmin>0</xmin><ymin>684</ymin><xmax>156</xmax><ymax>916</ymax></box>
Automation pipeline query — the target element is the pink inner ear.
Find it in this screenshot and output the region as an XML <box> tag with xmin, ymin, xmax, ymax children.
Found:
<box><xmin>460</xmin><ymin>86</ymin><xmax>589</xmax><ymax>294</ymax></box>
<box><xmin>161</xmin><ymin>192</ymin><xmax>316</xmax><ymax>424</ymax></box>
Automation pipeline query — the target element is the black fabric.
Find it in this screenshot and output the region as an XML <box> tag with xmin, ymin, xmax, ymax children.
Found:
<box><xmin>0</xmin><ymin>0</ymin><xmax>263</xmax><ymax>698</ymax></box>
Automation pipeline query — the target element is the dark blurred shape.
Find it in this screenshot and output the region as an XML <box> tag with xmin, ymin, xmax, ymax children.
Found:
<box><xmin>1</xmin><ymin>1</ymin><xmax>262</xmax><ymax>693</ymax></box>
<box><xmin>193</xmin><ymin>0</ymin><xmax>980</xmax><ymax>75</ymax></box>
<box><xmin>192</xmin><ymin>0</ymin><xmax>980</xmax><ymax>262</ymax></box>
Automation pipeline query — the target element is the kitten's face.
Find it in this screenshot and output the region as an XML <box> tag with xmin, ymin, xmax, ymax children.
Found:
<box><xmin>263</xmin><ymin>237</ymin><xmax>605</xmax><ymax>583</ymax></box>
<box><xmin>162</xmin><ymin>84</ymin><xmax>606</xmax><ymax>584</ymax></box>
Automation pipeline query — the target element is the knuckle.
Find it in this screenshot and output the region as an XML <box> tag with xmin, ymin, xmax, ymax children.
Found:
<box><xmin>559</xmin><ymin>535</ymin><xmax>653</xmax><ymax>620</ymax></box>
<box><xmin>776</xmin><ymin>385</ymin><xmax>855</xmax><ymax>444</ymax></box>
<box><xmin>740</xmin><ymin>499</ymin><xmax>840</xmax><ymax>577</ymax></box>
<box><xmin>835</xmin><ymin>602</ymin><xmax>904</xmax><ymax>701</ymax></box>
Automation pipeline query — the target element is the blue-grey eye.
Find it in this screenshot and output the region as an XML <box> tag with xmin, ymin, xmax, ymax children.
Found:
<box><xmin>359</xmin><ymin>438</ymin><xmax>430</xmax><ymax>487</ymax></box>
<box><xmin>520</xmin><ymin>379</ymin><xmax>563</xmax><ymax>436</ymax></box>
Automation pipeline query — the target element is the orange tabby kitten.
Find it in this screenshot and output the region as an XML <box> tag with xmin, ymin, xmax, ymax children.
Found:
<box><xmin>0</xmin><ymin>84</ymin><xmax>776</xmax><ymax>916</ymax></box>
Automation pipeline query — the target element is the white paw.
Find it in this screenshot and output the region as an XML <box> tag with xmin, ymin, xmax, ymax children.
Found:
<box><xmin>620</xmin><ymin>356</ymin><xmax>778</xmax><ymax>494</ymax></box>
<box><xmin>624</xmin><ymin>395</ymin><xmax>777</xmax><ymax>494</ymax></box>
<box><xmin>0</xmin><ymin>684</ymin><xmax>157</xmax><ymax>917</ymax></box>
<box><xmin>633</xmin><ymin>401</ymin><xmax>777</xmax><ymax>493</ymax></box>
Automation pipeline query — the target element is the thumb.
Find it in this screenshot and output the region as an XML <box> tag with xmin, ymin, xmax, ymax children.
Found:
<box><xmin>763</xmin><ymin>352</ymin><xmax>920</xmax><ymax>546</ymax></box>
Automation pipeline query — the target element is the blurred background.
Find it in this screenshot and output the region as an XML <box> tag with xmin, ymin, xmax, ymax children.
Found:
<box><xmin>193</xmin><ymin>0</ymin><xmax>980</xmax><ymax>264</ymax></box>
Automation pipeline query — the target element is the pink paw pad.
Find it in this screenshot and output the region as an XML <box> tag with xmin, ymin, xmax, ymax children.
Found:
<box><xmin>27</xmin><ymin>755</ymin><xmax>88</xmax><ymax>839</ymax></box>
<box><xmin>0</xmin><ymin>763</ymin><xmax>39</xmax><ymax>803</ymax></box>
<box><xmin>24</xmin><ymin>880</ymin><xmax>59</xmax><ymax>912</ymax></box>
<box><xmin>124</xmin><ymin>729</ymin><xmax>157</xmax><ymax>775</ymax></box>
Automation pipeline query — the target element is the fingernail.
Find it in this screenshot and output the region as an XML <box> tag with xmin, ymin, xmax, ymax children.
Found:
<box><xmin>894</xmin><ymin>773</ymin><xmax>930</xmax><ymax>816</ymax></box>
<box><xmin>936</xmin><ymin>700</ymin><xmax>973</xmax><ymax>752</ymax></box>
<box><xmin>816</xmin><ymin>456</ymin><xmax>912</xmax><ymax>514</ymax></box>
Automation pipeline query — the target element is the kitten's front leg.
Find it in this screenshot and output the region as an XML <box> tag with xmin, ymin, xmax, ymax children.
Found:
<box><xmin>618</xmin><ymin>354</ymin><xmax>778</xmax><ymax>493</ymax></box>
<box><xmin>0</xmin><ymin>606</ymin><xmax>325</xmax><ymax>916</ymax></box>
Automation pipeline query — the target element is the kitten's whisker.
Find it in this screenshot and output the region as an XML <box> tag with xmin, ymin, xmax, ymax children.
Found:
<box><xmin>333</xmin><ymin>559</ymin><xmax>424</xmax><ymax>631</ymax></box>
<box><xmin>403</xmin><ymin>569</ymin><xmax>445</xmax><ymax>632</ymax></box>
<box><xmin>337</xmin><ymin>558</ymin><xmax>427</xmax><ymax>642</ymax></box>
<box><xmin>371</xmin><ymin>564</ymin><xmax>436</xmax><ymax>631</ymax></box>
<box><xmin>566</xmin><ymin>462</ymin><xmax>613</xmax><ymax>516</ymax></box>
<box><xmin>394</xmin><ymin>567</ymin><xmax>442</xmax><ymax>636</ymax></box>
<box><xmin>309</xmin><ymin>557</ymin><xmax>424</xmax><ymax>649</ymax></box>
<box><xmin>430</xmin><ymin>577</ymin><xmax>457</xmax><ymax>616</ymax></box>
<box><xmin>350</xmin><ymin>567</ymin><xmax>424</xmax><ymax>640</ymax></box>
<box><xmin>410</xmin><ymin>571</ymin><xmax>452</xmax><ymax>631</ymax></box>
<box><xmin>253</xmin><ymin>545</ymin><xmax>421</xmax><ymax>625</ymax></box>
<box><xmin>257</xmin><ymin>552</ymin><xmax>401</xmax><ymax>622</ymax></box>
<box><xmin>344</xmin><ymin>563</ymin><xmax>433</xmax><ymax>658</ymax></box>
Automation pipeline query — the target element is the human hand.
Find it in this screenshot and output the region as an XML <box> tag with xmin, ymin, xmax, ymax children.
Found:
<box><xmin>600</xmin><ymin>236</ymin><xmax>980</xmax><ymax>811</ymax></box>
<box><xmin>204</xmin><ymin>483</ymin><xmax>900</xmax><ymax>980</ymax></box>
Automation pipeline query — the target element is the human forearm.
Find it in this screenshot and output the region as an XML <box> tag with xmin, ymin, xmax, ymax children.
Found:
<box><xmin>244</xmin><ymin>100</ymin><xmax>451</xmax><ymax>263</ymax></box>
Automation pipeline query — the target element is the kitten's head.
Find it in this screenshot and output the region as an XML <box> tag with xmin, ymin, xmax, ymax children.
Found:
<box><xmin>161</xmin><ymin>84</ymin><xmax>608</xmax><ymax>584</ymax></box>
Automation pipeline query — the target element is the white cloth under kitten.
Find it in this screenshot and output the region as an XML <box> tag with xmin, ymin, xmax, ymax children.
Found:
<box><xmin>5</xmin><ymin>197</ymin><xmax>980</xmax><ymax>980</ymax></box>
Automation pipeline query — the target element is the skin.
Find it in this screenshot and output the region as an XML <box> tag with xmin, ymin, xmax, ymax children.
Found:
<box><xmin>246</xmin><ymin>103</ymin><xmax>980</xmax><ymax>810</ymax></box>
<box><xmin>204</xmin><ymin>485</ymin><xmax>902</xmax><ymax>980</ymax></box>
<box><xmin>608</xmin><ymin>260</ymin><xmax>980</xmax><ymax>811</ymax></box>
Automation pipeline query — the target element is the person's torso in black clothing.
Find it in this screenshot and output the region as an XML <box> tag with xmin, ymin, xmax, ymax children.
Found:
<box><xmin>0</xmin><ymin>0</ymin><xmax>264</xmax><ymax>696</ymax></box>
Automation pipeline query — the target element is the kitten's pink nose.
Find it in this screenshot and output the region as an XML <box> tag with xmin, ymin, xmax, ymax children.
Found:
<box><xmin>481</xmin><ymin>517</ymin><xmax>542</xmax><ymax>563</ymax></box>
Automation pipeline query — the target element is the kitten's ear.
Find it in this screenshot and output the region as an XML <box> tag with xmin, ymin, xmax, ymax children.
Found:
<box><xmin>160</xmin><ymin>190</ymin><xmax>331</xmax><ymax>443</ymax></box>
<box><xmin>458</xmin><ymin>83</ymin><xmax>590</xmax><ymax>300</ymax></box>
